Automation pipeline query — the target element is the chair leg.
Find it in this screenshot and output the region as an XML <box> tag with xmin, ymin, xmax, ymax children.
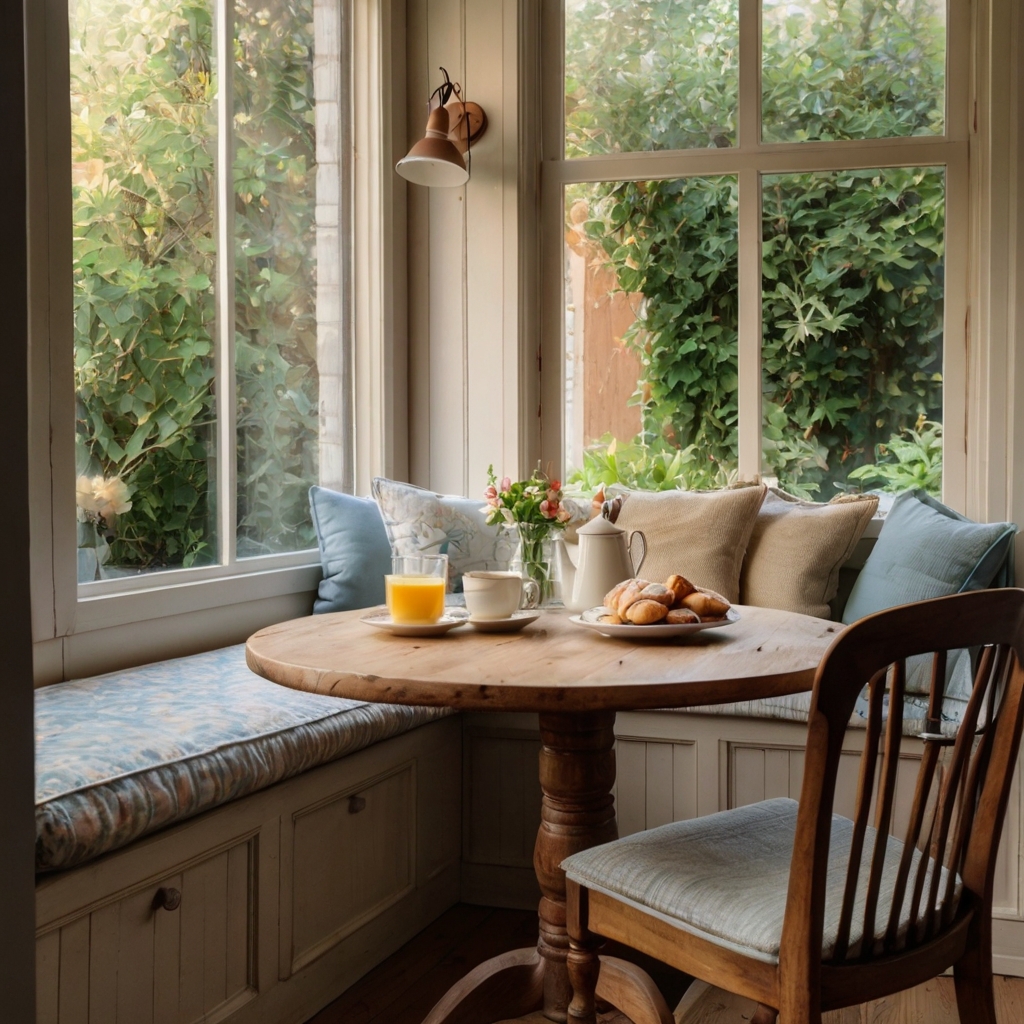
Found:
<box><xmin>777</xmin><ymin>990</ymin><xmax>821</xmax><ymax>1024</ymax></box>
<box><xmin>953</xmin><ymin>911</ymin><xmax>998</xmax><ymax>1024</ymax></box>
<box><xmin>750</xmin><ymin>1005</ymin><xmax>778</xmax><ymax>1024</ymax></box>
<box><xmin>567</xmin><ymin>943</ymin><xmax>601</xmax><ymax>1024</ymax></box>
<box><xmin>566</xmin><ymin>879</ymin><xmax>601</xmax><ymax>1024</ymax></box>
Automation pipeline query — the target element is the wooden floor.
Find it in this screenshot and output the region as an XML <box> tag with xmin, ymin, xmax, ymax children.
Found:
<box><xmin>306</xmin><ymin>903</ymin><xmax>1024</xmax><ymax>1024</ymax></box>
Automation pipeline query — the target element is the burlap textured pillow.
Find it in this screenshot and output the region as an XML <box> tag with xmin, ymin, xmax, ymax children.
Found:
<box><xmin>741</xmin><ymin>489</ymin><xmax>878</xmax><ymax>619</ymax></box>
<box><xmin>613</xmin><ymin>484</ymin><xmax>767</xmax><ymax>603</ymax></box>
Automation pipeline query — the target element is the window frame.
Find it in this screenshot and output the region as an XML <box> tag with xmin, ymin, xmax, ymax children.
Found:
<box><xmin>27</xmin><ymin>0</ymin><xmax>405</xmax><ymax>672</ymax></box>
<box><xmin>539</xmin><ymin>0</ymin><xmax>971</xmax><ymax>508</ymax></box>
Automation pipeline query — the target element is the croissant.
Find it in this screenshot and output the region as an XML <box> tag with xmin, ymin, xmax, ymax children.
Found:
<box><xmin>625</xmin><ymin>599</ymin><xmax>669</xmax><ymax>625</ymax></box>
<box><xmin>639</xmin><ymin>583</ymin><xmax>675</xmax><ymax>607</ymax></box>
<box><xmin>666</xmin><ymin>607</ymin><xmax>700</xmax><ymax>625</ymax></box>
<box><xmin>681</xmin><ymin>590</ymin><xmax>731</xmax><ymax>620</ymax></box>
<box><xmin>665</xmin><ymin>574</ymin><xmax>697</xmax><ymax>604</ymax></box>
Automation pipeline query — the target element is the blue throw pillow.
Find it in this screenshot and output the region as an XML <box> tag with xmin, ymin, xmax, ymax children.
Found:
<box><xmin>842</xmin><ymin>489</ymin><xmax>1016</xmax><ymax>625</ymax></box>
<box><xmin>309</xmin><ymin>486</ymin><xmax>393</xmax><ymax>614</ymax></box>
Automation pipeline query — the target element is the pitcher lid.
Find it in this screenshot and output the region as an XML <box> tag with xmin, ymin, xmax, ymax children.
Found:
<box><xmin>577</xmin><ymin>515</ymin><xmax>626</xmax><ymax>537</ymax></box>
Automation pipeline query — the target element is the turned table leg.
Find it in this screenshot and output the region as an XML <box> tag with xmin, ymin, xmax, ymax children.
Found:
<box><xmin>422</xmin><ymin>709</ymin><xmax>670</xmax><ymax>1024</ymax></box>
<box><xmin>534</xmin><ymin>711</ymin><xmax>618</xmax><ymax>1022</ymax></box>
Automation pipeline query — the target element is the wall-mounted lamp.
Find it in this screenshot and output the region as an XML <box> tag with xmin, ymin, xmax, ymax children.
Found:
<box><xmin>396</xmin><ymin>68</ymin><xmax>487</xmax><ymax>188</ymax></box>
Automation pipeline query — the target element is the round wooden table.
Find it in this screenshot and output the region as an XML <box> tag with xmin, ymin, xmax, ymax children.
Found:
<box><xmin>246</xmin><ymin>606</ymin><xmax>839</xmax><ymax>1024</ymax></box>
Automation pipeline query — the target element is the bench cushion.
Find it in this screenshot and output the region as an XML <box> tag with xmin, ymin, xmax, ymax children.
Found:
<box><xmin>35</xmin><ymin>646</ymin><xmax>452</xmax><ymax>873</ymax></box>
<box><xmin>678</xmin><ymin>688</ymin><xmax>964</xmax><ymax>737</ymax></box>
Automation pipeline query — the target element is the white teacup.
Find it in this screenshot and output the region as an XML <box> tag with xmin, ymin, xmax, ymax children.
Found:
<box><xmin>463</xmin><ymin>571</ymin><xmax>540</xmax><ymax>620</ymax></box>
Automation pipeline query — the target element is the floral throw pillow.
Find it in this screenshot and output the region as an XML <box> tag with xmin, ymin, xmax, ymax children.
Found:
<box><xmin>371</xmin><ymin>477</ymin><xmax>516</xmax><ymax>593</ymax></box>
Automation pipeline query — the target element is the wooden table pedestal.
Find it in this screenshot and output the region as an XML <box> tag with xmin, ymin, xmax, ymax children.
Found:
<box><xmin>422</xmin><ymin>711</ymin><xmax>673</xmax><ymax>1024</ymax></box>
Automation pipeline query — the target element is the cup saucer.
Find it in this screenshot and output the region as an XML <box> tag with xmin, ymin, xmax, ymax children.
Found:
<box><xmin>361</xmin><ymin>608</ymin><xmax>469</xmax><ymax>637</ymax></box>
<box><xmin>466</xmin><ymin>610</ymin><xmax>542</xmax><ymax>633</ymax></box>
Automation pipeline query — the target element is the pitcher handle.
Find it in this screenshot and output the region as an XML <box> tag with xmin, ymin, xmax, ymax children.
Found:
<box><xmin>628</xmin><ymin>530</ymin><xmax>647</xmax><ymax>575</ymax></box>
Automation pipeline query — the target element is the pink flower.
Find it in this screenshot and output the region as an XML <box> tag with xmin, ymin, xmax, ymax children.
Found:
<box><xmin>556</xmin><ymin>507</ymin><xmax>572</xmax><ymax>523</ymax></box>
<box><xmin>540</xmin><ymin>499</ymin><xmax>557</xmax><ymax>519</ymax></box>
<box><xmin>484</xmin><ymin>484</ymin><xmax>499</xmax><ymax>508</ymax></box>
<box><xmin>500</xmin><ymin>476</ymin><xmax>512</xmax><ymax>493</ymax></box>
<box><xmin>547</xmin><ymin>488</ymin><xmax>560</xmax><ymax>502</ymax></box>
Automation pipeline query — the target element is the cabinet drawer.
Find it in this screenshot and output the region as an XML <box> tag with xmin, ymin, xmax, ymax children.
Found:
<box><xmin>36</xmin><ymin>835</ymin><xmax>256</xmax><ymax>1024</ymax></box>
<box><xmin>282</xmin><ymin>762</ymin><xmax>415</xmax><ymax>975</ymax></box>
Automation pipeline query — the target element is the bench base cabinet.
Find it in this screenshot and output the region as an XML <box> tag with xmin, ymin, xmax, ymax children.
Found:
<box><xmin>461</xmin><ymin>710</ymin><xmax>1024</xmax><ymax>977</ymax></box>
<box><xmin>35</xmin><ymin>716</ymin><xmax>462</xmax><ymax>1024</ymax></box>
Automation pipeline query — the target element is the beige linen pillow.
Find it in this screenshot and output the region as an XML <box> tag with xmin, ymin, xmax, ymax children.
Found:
<box><xmin>741</xmin><ymin>489</ymin><xmax>879</xmax><ymax>619</ymax></box>
<box><xmin>613</xmin><ymin>484</ymin><xmax>768</xmax><ymax>602</ymax></box>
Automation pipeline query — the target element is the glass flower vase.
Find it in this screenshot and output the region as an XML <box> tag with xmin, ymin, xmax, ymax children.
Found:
<box><xmin>509</xmin><ymin>522</ymin><xmax>560</xmax><ymax>607</ymax></box>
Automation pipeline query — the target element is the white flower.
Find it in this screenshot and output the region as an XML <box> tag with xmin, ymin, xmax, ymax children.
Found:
<box><xmin>76</xmin><ymin>475</ymin><xmax>133</xmax><ymax>522</ymax></box>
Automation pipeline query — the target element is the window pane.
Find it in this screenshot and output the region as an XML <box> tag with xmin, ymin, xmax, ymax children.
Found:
<box><xmin>762</xmin><ymin>0</ymin><xmax>946</xmax><ymax>143</ymax></box>
<box><xmin>565</xmin><ymin>178</ymin><xmax>739</xmax><ymax>492</ymax></box>
<box><xmin>234</xmin><ymin>0</ymin><xmax>320</xmax><ymax>557</ymax></box>
<box><xmin>565</xmin><ymin>0</ymin><xmax>739</xmax><ymax>158</ymax></box>
<box><xmin>73</xmin><ymin>0</ymin><xmax>218</xmax><ymax>581</ymax></box>
<box><xmin>761</xmin><ymin>168</ymin><xmax>944</xmax><ymax>499</ymax></box>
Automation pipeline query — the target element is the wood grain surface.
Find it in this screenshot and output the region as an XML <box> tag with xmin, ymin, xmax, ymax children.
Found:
<box><xmin>246</xmin><ymin>606</ymin><xmax>839</xmax><ymax>712</ymax></box>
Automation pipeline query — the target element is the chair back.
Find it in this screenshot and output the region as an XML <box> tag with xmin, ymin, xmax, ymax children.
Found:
<box><xmin>780</xmin><ymin>589</ymin><xmax>1024</xmax><ymax>977</ymax></box>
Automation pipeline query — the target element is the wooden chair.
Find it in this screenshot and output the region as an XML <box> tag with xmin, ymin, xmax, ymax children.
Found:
<box><xmin>563</xmin><ymin>589</ymin><xmax>1024</xmax><ymax>1024</ymax></box>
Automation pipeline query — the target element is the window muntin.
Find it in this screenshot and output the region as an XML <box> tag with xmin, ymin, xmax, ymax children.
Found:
<box><xmin>72</xmin><ymin>0</ymin><xmax>336</xmax><ymax>583</ymax></box>
<box><xmin>555</xmin><ymin>0</ymin><xmax>962</xmax><ymax>504</ymax></box>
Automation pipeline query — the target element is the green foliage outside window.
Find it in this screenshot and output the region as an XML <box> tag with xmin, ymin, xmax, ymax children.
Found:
<box><xmin>72</xmin><ymin>0</ymin><xmax>318</xmax><ymax>575</ymax></box>
<box><xmin>565</xmin><ymin>0</ymin><xmax>947</xmax><ymax>500</ymax></box>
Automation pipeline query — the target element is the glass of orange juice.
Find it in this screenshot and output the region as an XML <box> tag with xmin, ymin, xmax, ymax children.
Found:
<box><xmin>385</xmin><ymin>554</ymin><xmax>448</xmax><ymax>624</ymax></box>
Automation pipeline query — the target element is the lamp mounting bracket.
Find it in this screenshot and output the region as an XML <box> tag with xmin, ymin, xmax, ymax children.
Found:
<box><xmin>444</xmin><ymin>101</ymin><xmax>488</xmax><ymax>153</ymax></box>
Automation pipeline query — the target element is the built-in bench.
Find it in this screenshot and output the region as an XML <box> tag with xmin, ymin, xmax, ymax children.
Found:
<box><xmin>34</xmin><ymin>646</ymin><xmax>463</xmax><ymax>1024</ymax></box>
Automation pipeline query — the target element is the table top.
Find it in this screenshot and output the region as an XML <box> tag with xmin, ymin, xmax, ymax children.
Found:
<box><xmin>245</xmin><ymin>605</ymin><xmax>841</xmax><ymax>714</ymax></box>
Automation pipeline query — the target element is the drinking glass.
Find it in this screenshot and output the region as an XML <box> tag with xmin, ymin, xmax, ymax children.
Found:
<box><xmin>385</xmin><ymin>554</ymin><xmax>448</xmax><ymax>624</ymax></box>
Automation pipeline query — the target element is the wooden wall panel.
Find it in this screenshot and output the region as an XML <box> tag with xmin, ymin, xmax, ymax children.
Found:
<box><xmin>464</xmin><ymin>730</ymin><xmax>541</xmax><ymax>867</ymax></box>
<box><xmin>37</xmin><ymin>838</ymin><xmax>256</xmax><ymax>1024</ymax></box>
<box><xmin>614</xmin><ymin>737</ymin><xmax>699</xmax><ymax>837</ymax></box>
<box><xmin>406</xmin><ymin>0</ymin><xmax>528</xmax><ymax>492</ymax></box>
<box><xmin>57</xmin><ymin>916</ymin><xmax>90</xmax><ymax>1024</ymax></box>
<box><xmin>35</xmin><ymin>929</ymin><xmax>60</xmax><ymax>1024</ymax></box>
<box><xmin>288</xmin><ymin>765</ymin><xmax>415</xmax><ymax>974</ymax></box>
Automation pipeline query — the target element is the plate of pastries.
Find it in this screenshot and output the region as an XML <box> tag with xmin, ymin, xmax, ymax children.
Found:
<box><xmin>570</xmin><ymin>574</ymin><xmax>739</xmax><ymax>638</ymax></box>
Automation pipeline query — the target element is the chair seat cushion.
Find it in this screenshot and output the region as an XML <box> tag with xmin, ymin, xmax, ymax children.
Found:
<box><xmin>562</xmin><ymin>798</ymin><xmax>959</xmax><ymax>964</ymax></box>
<box><xmin>35</xmin><ymin>645</ymin><xmax>452</xmax><ymax>872</ymax></box>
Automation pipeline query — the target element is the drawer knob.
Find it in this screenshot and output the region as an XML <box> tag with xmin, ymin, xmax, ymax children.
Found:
<box><xmin>348</xmin><ymin>795</ymin><xmax>367</xmax><ymax>814</ymax></box>
<box><xmin>154</xmin><ymin>887</ymin><xmax>182</xmax><ymax>912</ymax></box>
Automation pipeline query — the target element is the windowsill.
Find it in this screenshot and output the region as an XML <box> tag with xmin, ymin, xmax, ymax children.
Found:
<box><xmin>73</xmin><ymin>559</ymin><xmax>322</xmax><ymax>634</ymax></box>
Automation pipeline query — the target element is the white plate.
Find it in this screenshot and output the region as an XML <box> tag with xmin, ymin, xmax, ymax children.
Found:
<box><xmin>466</xmin><ymin>611</ymin><xmax>542</xmax><ymax>633</ymax></box>
<box><xmin>361</xmin><ymin>609</ymin><xmax>469</xmax><ymax>637</ymax></box>
<box><xmin>570</xmin><ymin>606</ymin><xmax>740</xmax><ymax>639</ymax></box>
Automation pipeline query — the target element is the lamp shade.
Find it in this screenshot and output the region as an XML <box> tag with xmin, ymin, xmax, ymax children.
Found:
<box><xmin>396</xmin><ymin>106</ymin><xmax>469</xmax><ymax>188</ymax></box>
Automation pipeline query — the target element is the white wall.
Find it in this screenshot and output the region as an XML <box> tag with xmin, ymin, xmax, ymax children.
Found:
<box><xmin>405</xmin><ymin>0</ymin><xmax>539</xmax><ymax>496</ymax></box>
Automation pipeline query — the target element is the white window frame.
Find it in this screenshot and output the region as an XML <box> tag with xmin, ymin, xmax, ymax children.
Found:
<box><xmin>539</xmin><ymin>0</ymin><xmax>971</xmax><ymax>510</ymax></box>
<box><xmin>27</xmin><ymin>0</ymin><xmax>405</xmax><ymax>671</ymax></box>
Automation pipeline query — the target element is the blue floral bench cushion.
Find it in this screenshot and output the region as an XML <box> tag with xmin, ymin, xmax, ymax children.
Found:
<box><xmin>35</xmin><ymin>645</ymin><xmax>452</xmax><ymax>872</ymax></box>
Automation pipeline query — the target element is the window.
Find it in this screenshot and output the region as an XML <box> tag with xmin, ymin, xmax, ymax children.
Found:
<box><xmin>71</xmin><ymin>0</ymin><xmax>348</xmax><ymax>583</ymax></box>
<box><xmin>547</xmin><ymin>0</ymin><xmax>967</xmax><ymax>504</ymax></box>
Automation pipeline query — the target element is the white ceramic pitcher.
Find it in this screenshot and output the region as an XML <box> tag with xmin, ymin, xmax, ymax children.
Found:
<box><xmin>555</xmin><ymin>516</ymin><xmax>647</xmax><ymax>613</ymax></box>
